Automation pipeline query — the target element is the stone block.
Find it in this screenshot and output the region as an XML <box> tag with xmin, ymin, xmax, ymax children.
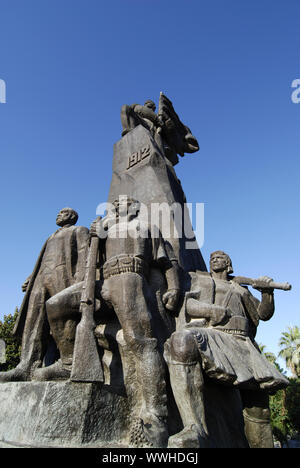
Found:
<box><xmin>0</xmin><ymin>381</ymin><xmax>130</xmax><ymax>448</ymax></box>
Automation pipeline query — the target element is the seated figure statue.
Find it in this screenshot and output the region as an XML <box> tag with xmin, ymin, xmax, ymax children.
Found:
<box><xmin>164</xmin><ymin>250</ymin><xmax>289</xmax><ymax>448</ymax></box>
<box><xmin>121</xmin><ymin>99</ymin><xmax>163</xmax><ymax>137</ymax></box>
<box><xmin>120</xmin><ymin>93</ymin><xmax>199</xmax><ymax>166</ymax></box>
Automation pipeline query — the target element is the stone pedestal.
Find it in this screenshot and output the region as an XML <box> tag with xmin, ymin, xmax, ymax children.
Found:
<box><xmin>108</xmin><ymin>125</ymin><xmax>206</xmax><ymax>273</ymax></box>
<box><xmin>0</xmin><ymin>379</ymin><xmax>249</xmax><ymax>448</ymax></box>
<box><xmin>0</xmin><ymin>381</ymin><xmax>130</xmax><ymax>448</ymax></box>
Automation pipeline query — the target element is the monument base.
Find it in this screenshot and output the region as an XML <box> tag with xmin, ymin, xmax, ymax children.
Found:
<box><xmin>0</xmin><ymin>379</ymin><xmax>249</xmax><ymax>448</ymax></box>
<box><xmin>0</xmin><ymin>381</ymin><xmax>130</xmax><ymax>448</ymax></box>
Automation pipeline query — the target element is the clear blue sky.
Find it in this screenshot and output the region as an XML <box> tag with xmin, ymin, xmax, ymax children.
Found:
<box><xmin>0</xmin><ymin>0</ymin><xmax>299</xmax><ymax>373</ymax></box>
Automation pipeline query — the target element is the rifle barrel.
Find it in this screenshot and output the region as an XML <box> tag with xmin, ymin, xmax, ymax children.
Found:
<box><xmin>231</xmin><ymin>276</ymin><xmax>292</xmax><ymax>291</ymax></box>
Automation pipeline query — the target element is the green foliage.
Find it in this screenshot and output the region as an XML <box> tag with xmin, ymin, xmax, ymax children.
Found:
<box><xmin>278</xmin><ymin>326</ymin><xmax>300</xmax><ymax>378</ymax></box>
<box><xmin>270</xmin><ymin>378</ymin><xmax>300</xmax><ymax>444</ymax></box>
<box><xmin>285</xmin><ymin>378</ymin><xmax>300</xmax><ymax>434</ymax></box>
<box><xmin>270</xmin><ymin>389</ymin><xmax>289</xmax><ymax>442</ymax></box>
<box><xmin>259</xmin><ymin>341</ymin><xmax>300</xmax><ymax>441</ymax></box>
<box><xmin>0</xmin><ymin>308</ymin><xmax>21</xmax><ymax>371</ymax></box>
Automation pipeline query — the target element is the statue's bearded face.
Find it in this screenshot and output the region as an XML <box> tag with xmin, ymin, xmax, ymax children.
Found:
<box><xmin>210</xmin><ymin>253</ymin><xmax>230</xmax><ymax>273</ymax></box>
<box><xmin>56</xmin><ymin>208</ymin><xmax>75</xmax><ymax>227</ymax></box>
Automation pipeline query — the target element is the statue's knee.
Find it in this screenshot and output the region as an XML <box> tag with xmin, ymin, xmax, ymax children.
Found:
<box><xmin>170</xmin><ymin>330</ymin><xmax>198</xmax><ymax>363</ymax></box>
<box><xmin>122</xmin><ymin>330</ymin><xmax>137</xmax><ymax>350</ymax></box>
<box><xmin>100</xmin><ymin>283</ymin><xmax>113</xmax><ymax>306</ymax></box>
<box><xmin>46</xmin><ymin>296</ymin><xmax>58</xmax><ymax>318</ymax></box>
<box><xmin>46</xmin><ymin>294</ymin><xmax>66</xmax><ymax>321</ymax></box>
<box><xmin>123</xmin><ymin>329</ymin><xmax>157</xmax><ymax>353</ymax></box>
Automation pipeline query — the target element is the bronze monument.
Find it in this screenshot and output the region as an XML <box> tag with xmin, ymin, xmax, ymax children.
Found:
<box><xmin>0</xmin><ymin>94</ymin><xmax>291</xmax><ymax>449</ymax></box>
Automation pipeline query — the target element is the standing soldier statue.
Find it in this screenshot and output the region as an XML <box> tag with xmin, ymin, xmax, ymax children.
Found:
<box><xmin>0</xmin><ymin>207</ymin><xmax>89</xmax><ymax>382</ymax></box>
<box><xmin>90</xmin><ymin>196</ymin><xmax>180</xmax><ymax>448</ymax></box>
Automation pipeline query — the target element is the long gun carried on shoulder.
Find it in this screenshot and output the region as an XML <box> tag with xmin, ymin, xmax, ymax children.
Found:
<box><xmin>229</xmin><ymin>276</ymin><xmax>292</xmax><ymax>291</ymax></box>
<box><xmin>71</xmin><ymin>232</ymin><xmax>104</xmax><ymax>383</ymax></box>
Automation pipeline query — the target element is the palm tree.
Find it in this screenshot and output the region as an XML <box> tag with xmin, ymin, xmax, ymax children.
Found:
<box><xmin>259</xmin><ymin>343</ymin><xmax>286</xmax><ymax>374</ymax></box>
<box><xmin>278</xmin><ymin>326</ymin><xmax>300</xmax><ymax>378</ymax></box>
<box><xmin>259</xmin><ymin>344</ymin><xmax>277</xmax><ymax>364</ymax></box>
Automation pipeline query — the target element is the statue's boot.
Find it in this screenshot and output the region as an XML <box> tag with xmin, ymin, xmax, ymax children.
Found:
<box><xmin>125</xmin><ymin>337</ymin><xmax>169</xmax><ymax>448</ymax></box>
<box><xmin>0</xmin><ymin>360</ymin><xmax>40</xmax><ymax>382</ymax></box>
<box><xmin>32</xmin><ymin>359</ymin><xmax>72</xmax><ymax>382</ymax></box>
<box><xmin>168</xmin><ymin>424</ymin><xmax>208</xmax><ymax>448</ymax></box>
<box><xmin>137</xmin><ymin>339</ymin><xmax>168</xmax><ymax>448</ymax></box>
<box><xmin>166</xmin><ymin>357</ymin><xmax>209</xmax><ymax>448</ymax></box>
<box><xmin>129</xmin><ymin>413</ymin><xmax>168</xmax><ymax>448</ymax></box>
<box><xmin>242</xmin><ymin>394</ymin><xmax>274</xmax><ymax>448</ymax></box>
<box><xmin>142</xmin><ymin>412</ymin><xmax>168</xmax><ymax>448</ymax></box>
